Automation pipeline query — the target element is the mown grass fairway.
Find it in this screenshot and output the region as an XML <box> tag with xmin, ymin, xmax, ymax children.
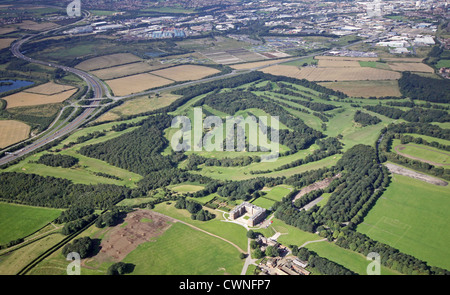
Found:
<box><xmin>169</xmin><ymin>183</ymin><xmax>205</xmax><ymax>193</ymax></box>
<box><xmin>392</xmin><ymin>139</ymin><xmax>450</xmax><ymax>167</ymax></box>
<box><xmin>357</xmin><ymin>174</ymin><xmax>450</xmax><ymax>270</ymax></box>
<box><xmin>305</xmin><ymin>241</ymin><xmax>400</xmax><ymax>275</ymax></box>
<box><xmin>0</xmin><ymin>202</ymin><xmax>62</xmax><ymax>245</ymax></box>
<box><xmin>192</xmin><ymin>154</ymin><xmax>341</xmax><ymax>181</ymax></box>
<box><xmin>122</xmin><ymin>222</ymin><xmax>244</xmax><ymax>275</ymax></box>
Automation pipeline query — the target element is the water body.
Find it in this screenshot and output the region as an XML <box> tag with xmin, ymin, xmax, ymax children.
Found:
<box><xmin>0</xmin><ymin>79</ymin><xmax>34</xmax><ymax>94</ymax></box>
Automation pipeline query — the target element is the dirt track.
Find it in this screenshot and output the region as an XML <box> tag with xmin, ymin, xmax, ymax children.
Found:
<box><xmin>292</xmin><ymin>173</ymin><xmax>341</xmax><ymax>203</ymax></box>
<box><xmin>384</xmin><ymin>163</ymin><xmax>448</xmax><ymax>186</ymax></box>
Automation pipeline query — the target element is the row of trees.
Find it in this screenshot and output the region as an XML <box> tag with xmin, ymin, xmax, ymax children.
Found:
<box><xmin>364</xmin><ymin>105</ymin><xmax>450</xmax><ymax>123</ymax></box>
<box><xmin>273</xmin><ymin>145</ymin><xmax>390</xmax><ymax>232</ymax></box>
<box><xmin>0</xmin><ymin>172</ymin><xmax>131</xmax><ymax>208</ymax></box>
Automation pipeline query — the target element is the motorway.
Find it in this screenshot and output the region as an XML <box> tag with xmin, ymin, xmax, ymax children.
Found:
<box><xmin>0</xmin><ymin>36</ymin><xmax>107</xmax><ymax>166</ymax></box>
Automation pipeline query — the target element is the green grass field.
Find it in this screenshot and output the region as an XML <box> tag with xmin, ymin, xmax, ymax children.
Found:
<box><xmin>392</xmin><ymin>139</ymin><xmax>449</xmax><ymax>167</ymax></box>
<box><xmin>0</xmin><ymin>202</ymin><xmax>62</xmax><ymax>245</ymax></box>
<box><xmin>4</xmin><ymin>150</ymin><xmax>142</xmax><ymax>187</ymax></box>
<box><xmin>192</xmin><ymin>154</ymin><xmax>341</xmax><ymax>181</ymax></box>
<box><xmin>122</xmin><ymin>222</ymin><xmax>244</xmax><ymax>275</ymax></box>
<box><xmin>252</xmin><ymin>185</ymin><xmax>292</xmax><ymax>209</ymax></box>
<box><xmin>305</xmin><ymin>241</ymin><xmax>400</xmax><ymax>275</ymax></box>
<box><xmin>357</xmin><ymin>174</ymin><xmax>450</xmax><ymax>270</ymax></box>
<box><xmin>169</xmin><ymin>183</ymin><xmax>205</xmax><ymax>193</ymax></box>
<box><xmin>153</xmin><ymin>203</ymin><xmax>248</xmax><ymax>251</ymax></box>
<box><xmin>403</xmin><ymin>133</ymin><xmax>450</xmax><ymax>146</ymax></box>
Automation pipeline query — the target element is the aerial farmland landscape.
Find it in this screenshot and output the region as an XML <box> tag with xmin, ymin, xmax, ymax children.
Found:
<box><xmin>0</xmin><ymin>0</ymin><xmax>449</xmax><ymax>289</ymax></box>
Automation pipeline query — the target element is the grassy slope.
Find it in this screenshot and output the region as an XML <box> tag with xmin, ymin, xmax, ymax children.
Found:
<box><xmin>0</xmin><ymin>202</ymin><xmax>62</xmax><ymax>244</ymax></box>
<box><xmin>357</xmin><ymin>174</ymin><xmax>450</xmax><ymax>270</ymax></box>
<box><xmin>122</xmin><ymin>222</ymin><xmax>244</xmax><ymax>275</ymax></box>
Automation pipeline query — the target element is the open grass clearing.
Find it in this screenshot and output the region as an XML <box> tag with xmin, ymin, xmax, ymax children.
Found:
<box><xmin>122</xmin><ymin>222</ymin><xmax>244</xmax><ymax>275</ymax></box>
<box><xmin>392</xmin><ymin>139</ymin><xmax>449</xmax><ymax>167</ymax></box>
<box><xmin>357</xmin><ymin>174</ymin><xmax>450</xmax><ymax>271</ymax></box>
<box><xmin>192</xmin><ymin>154</ymin><xmax>341</xmax><ymax>181</ymax></box>
<box><xmin>94</xmin><ymin>93</ymin><xmax>181</xmax><ymax>123</ymax></box>
<box><xmin>0</xmin><ymin>120</ymin><xmax>30</xmax><ymax>149</ymax></box>
<box><xmin>387</xmin><ymin>62</ymin><xmax>434</xmax><ymax>73</ymax></box>
<box><xmin>23</xmin><ymin>82</ymin><xmax>75</xmax><ymax>95</ymax></box>
<box><xmin>0</xmin><ymin>202</ymin><xmax>62</xmax><ymax>245</ymax></box>
<box><xmin>3</xmin><ymin>89</ymin><xmax>77</xmax><ymax>109</ymax></box>
<box><xmin>153</xmin><ymin>202</ymin><xmax>248</xmax><ymax>251</ymax></box>
<box><xmin>75</xmin><ymin>53</ymin><xmax>143</xmax><ymax>71</ymax></box>
<box><xmin>150</xmin><ymin>65</ymin><xmax>221</xmax><ymax>82</ymax></box>
<box><xmin>168</xmin><ymin>183</ymin><xmax>205</xmax><ymax>193</ymax></box>
<box><xmin>260</xmin><ymin>64</ymin><xmax>401</xmax><ymax>81</ymax></box>
<box><xmin>106</xmin><ymin>73</ymin><xmax>173</xmax><ymax>97</ymax></box>
<box><xmin>318</xmin><ymin>80</ymin><xmax>401</xmax><ymax>98</ymax></box>
<box><xmin>0</xmin><ymin>38</ymin><xmax>15</xmax><ymax>50</ymax></box>
<box><xmin>0</xmin><ymin>231</ymin><xmax>66</xmax><ymax>275</ymax></box>
<box><xmin>305</xmin><ymin>241</ymin><xmax>400</xmax><ymax>275</ymax></box>
<box><xmin>4</xmin><ymin>149</ymin><xmax>142</xmax><ymax>188</ymax></box>
<box><xmin>90</xmin><ymin>61</ymin><xmax>159</xmax><ymax>80</ymax></box>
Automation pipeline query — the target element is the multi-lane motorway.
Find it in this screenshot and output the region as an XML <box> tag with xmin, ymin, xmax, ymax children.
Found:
<box><xmin>0</xmin><ymin>36</ymin><xmax>107</xmax><ymax>166</ymax></box>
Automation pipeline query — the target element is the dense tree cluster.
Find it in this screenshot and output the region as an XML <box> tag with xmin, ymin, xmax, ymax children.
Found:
<box><xmin>36</xmin><ymin>154</ymin><xmax>79</xmax><ymax>168</ymax></box>
<box><xmin>363</xmin><ymin>105</ymin><xmax>450</xmax><ymax>123</ymax></box>
<box><xmin>175</xmin><ymin>198</ymin><xmax>215</xmax><ymax>221</ymax></box>
<box><xmin>79</xmin><ymin>115</ymin><xmax>178</xmax><ymax>175</ymax></box>
<box><xmin>61</xmin><ymin>237</ymin><xmax>95</xmax><ymax>259</ymax></box>
<box><xmin>55</xmin><ymin>206</ymin><xmax>94</xmax><ymax>224</ymax></box>
<box><xmin>62</xmin><ymin>213</ymin><xmax>98</xmax><ymax>235</ymax></box>
<box><xmin>217</xmin><ymin>178</ymin><xmax>267</xmax><ymax>201</ymax></box>
<box><xmin>95</xmin><ymin>208</ymin><xmax>125</xmax><ymax>228</ymax></box>
<box><xmin>107</xmin><ymin>262</ymin><xmax>135</xmax><ymax>275</ymax></box>
<box><xmin>185</xmin><ymin>154</ymin><xmax>260</xmax><ymax>170</ymax></box>
<box><xmin>398</xmin><ymin>72</ymin><xmax>450</xmax><ymax>103</ymax></box>
<box><xmin>273</xmin><ymin>145</ymin><xmax>389</xmax><ymax>233</ymax></box>
<box><xmin>353</xmin><ymin>110</ymin><xmax>381</xmax><ymax>126</ymax></box>
<box><xmin>317</xmin><ymin>145</ymin><xmax>389</xmax><ymax>224</ymax></box>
